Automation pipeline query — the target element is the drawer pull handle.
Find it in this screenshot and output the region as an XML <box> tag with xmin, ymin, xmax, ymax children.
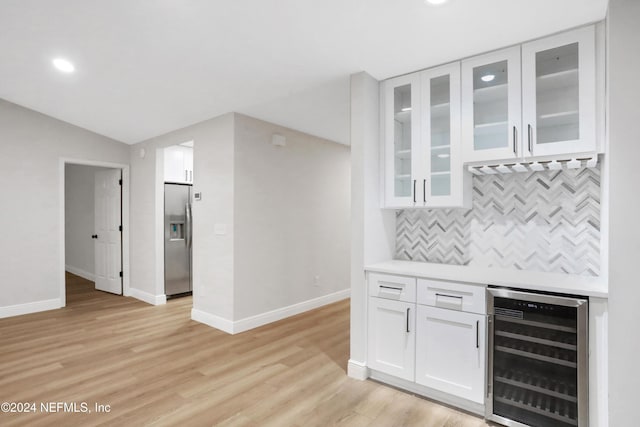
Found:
<box><xmin>435</xmin><ymin>293</ymin><xmax>463</xmax><ymax>300</ymax></box>
<box><xmin>380</xmin><ymin>285</ymin><xmax>403</xmax><ymax>292</ymax></box>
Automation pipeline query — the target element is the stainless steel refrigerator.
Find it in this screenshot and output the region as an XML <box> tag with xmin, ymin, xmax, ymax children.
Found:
<box><xmin>164</xmin><ymin>183</ymin><xmax>192</xmax><ymax>297</ymax></box>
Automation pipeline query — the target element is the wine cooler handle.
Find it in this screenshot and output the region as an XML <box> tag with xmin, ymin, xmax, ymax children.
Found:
<box><xmin>487</xmin><ymin>314</ymin><xmax>493</xmax><ymax>398</ymax></box>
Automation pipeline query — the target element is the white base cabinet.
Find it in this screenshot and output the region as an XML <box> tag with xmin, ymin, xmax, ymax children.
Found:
<box><xmin>366</xmin><ymin>273</ymin><xmax>487</xmax><ymax>411</ymax></box>
<box><xmin>367</xmin><ymin>297</ymin><xmax>415</xmax><ymax>382</ymax></box>
<box><xmin>415</xmin><ymin>305</ymin><xmax>486</xmax><ymax>404</ymax></box>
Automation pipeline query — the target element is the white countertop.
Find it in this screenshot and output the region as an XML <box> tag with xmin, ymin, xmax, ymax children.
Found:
<box><xmin>364</xmin><ymin>260</ymin><xmax>608</xmax><ymax>298</ymax></box>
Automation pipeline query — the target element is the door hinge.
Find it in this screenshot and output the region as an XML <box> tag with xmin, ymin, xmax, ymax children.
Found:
<box><xmin>119</xmin><ymin>225</ymin><xmax>122</xmax><ymax>232</ymax></box>
<box><xmin>119</xmin><ymin>271</ymin><xmax>123</xmax><ymax>278</ymax></box>
<box><xmin>119</xmin><ymin>179</ymin><xmax>122</xmax><ymax>186</ymax></box>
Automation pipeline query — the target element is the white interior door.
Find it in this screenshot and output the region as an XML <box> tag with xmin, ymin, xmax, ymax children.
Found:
<box><xmin>94</xmin><ymin>169</ymin><xmax>122</xmax><ymax>295</ymax></box>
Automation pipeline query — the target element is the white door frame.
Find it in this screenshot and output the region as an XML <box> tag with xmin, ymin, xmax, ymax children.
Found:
<box><xmin>59</xmin><ymin>158</ymin><xmax>130</xmax><ymax>307</ymax></box>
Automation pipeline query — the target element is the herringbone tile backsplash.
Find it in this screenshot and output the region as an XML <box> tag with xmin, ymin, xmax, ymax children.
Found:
<box><xmin>395</xmin><ymin>167</ymin><xmax>601</xmax><ymax>276</ymax></box>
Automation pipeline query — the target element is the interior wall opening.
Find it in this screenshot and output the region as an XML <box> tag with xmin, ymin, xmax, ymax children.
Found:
<box><xmin>62</xmin><ymin>160</ymin><xmax>129</xmax><ymax>306</ymax></box>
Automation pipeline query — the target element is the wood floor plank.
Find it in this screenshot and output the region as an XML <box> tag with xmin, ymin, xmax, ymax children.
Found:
<box><xmin>0</xmin><ymin>272</ymin><xmax>488</xmax><ymax>426</ymax></box>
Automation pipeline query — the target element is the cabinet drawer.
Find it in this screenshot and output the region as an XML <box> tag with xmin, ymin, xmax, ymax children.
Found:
<box><xmin>417</xmin><ymin>279</ymin><xmax>485</xmax><ymax>314</ymax></box>
<box><xmin>369</xmin><ymin>273</ymin><xmax>416</xmax><ymax>303</ymax></box>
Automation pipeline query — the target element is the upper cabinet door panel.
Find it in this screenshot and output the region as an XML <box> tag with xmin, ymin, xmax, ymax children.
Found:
<box><xmin>420</xmin><ymin>62</ymin><xmax>468</xmax><ymax>208</ymax></box>
<box><xmin>383</xmin><ymin>73</ymin><xmax>421</xmax><ymax>208</ymax></box>
<box><xmin>462</xmin><ymin>46</ymin><xmax>522</xmax><ymax>163</ymax></box>
<box><xmin>164</xmin><ymin>145</ymin><xmax>186</xmax><ymax>183</ymax></box>
<box><xmin>183</xmin><ymin>146</ymin><xmax>193</xmax><ymax>182</ymax></box>
<box><xmin>522</xmin><ymin>25</ymin><xmax>596</xmax><ymax>157</ymax></box>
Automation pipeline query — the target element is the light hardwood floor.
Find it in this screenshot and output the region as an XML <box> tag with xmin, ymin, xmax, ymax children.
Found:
<box><xmin>0</xmin><ymin>273</ymin><xmax>488</xmax><ymax>426</ymax></box>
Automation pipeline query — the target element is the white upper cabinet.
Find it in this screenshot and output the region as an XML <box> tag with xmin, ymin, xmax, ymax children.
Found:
<box><xmin>462</xmin><ymin>47</ymin><xmax>522</xmax><ymax>163</ymax></box>
<box><xmin>384</xmin><ymin>73</ymin><xmax>420</xmax><ymax>208</ymax></box>
<box><xmin>164</xmin><ymin>145</ymin><xmax>186</xmax><ymax>183</ymax></box>
<box><xmin>184</xmin><ymin>146</ymin><xmax>194</xmax><ymax>183</ymax></box>
<box><xmin>462</xmin><ymin>25</ymin><xmax>597</xmax><ymax>163</ymax></box>
<box><xmin>164</xmin><ymin>145</ymin><xmax>194</xmax><ymax>184</ymax></box>
<box><xmin>421</xmin><ymin>64</ymin><xmax>468</xmax><ymax>208</ymax></box>
<box><xmin>521</xmin><ymin>26</ymin><xmax>596</xmax><ymax>157</ymax></box>
<box><xmin>383</xmin><ymin>63</ymin><xmax>470</xmax><ymax>209</ymax></box>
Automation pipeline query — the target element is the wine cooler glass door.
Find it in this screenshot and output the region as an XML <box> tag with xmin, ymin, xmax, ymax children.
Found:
<box><xmin>486</xmin><ymin>288</ymin><xmax>588</xmax><ymax>427</ymax></box>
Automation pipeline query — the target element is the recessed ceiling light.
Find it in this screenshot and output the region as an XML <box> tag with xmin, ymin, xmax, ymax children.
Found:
<box><xmin>401</xmin><ymin>107</ymin><xmax>412</xmax><ymax>112</ymax></box>
<box><xmin>425</xmin><ymin>0</ymin><xmax>449</xmax><ymax>5</ymax></box>
<box><xmin>52</xmin><ymin>58</ymin><xmax>75</xmax><ymax>73</ymax></box>
<box><xmin>481</xmin><ymin>74</ymin><xmax>495</xmax><ymax>82</ymax></box>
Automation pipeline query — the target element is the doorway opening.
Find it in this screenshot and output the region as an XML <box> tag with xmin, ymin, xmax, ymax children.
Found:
<box><xmin>59</xmin><ymin>159</ymin><xmax>130</xmax><ymax>307</ymax></box>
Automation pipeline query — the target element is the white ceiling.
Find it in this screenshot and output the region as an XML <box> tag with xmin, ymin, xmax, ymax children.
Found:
<box><xmin>0</xmin><ymin>0</ymin><xmax>607</xmax><ymax>145</ymax></box>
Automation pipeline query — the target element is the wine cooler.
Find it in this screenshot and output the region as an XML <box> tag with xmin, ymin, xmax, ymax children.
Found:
<box><xmin>486</xmin><ymin>288</ymin><xmax>588</xmax><ymax>427</ymax></box>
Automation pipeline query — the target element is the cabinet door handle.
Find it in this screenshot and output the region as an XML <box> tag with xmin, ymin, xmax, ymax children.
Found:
<box><xmin>413</xmin><ymin>180</ymin><xmax>416</xmax><ymax>203</ymax></box>
<box><xmin>423</xmin><ymin>179</ymin><xmax>426</xmax><ymax>203</ymax></box>
<box><xmin>185</xmin><ymin>170</ymin><xmax>188</xmax><ymax>182</ymax></box>
<box><xmin>406</xmin><ymin>307</ymin><xmax>410</xmax><ymax>333</ymax></box>
<box><xmin>528</xmin><ymin>124</ymin><xmax>533</xmax><ymax>154</ymax></box>
<box><xmin>476</xmin><ymin>320</ymin><xmax>479</xmax><ymax>349</ymax></box>
<box><xmin>512</xmin><ymin>126</ymin><xmax>517</xmax><ymax>155</ymax></box>
<box><xmin>190</xmin><ymin>170</ymin><xmax>193</xmax><ymax>182</ymax></box>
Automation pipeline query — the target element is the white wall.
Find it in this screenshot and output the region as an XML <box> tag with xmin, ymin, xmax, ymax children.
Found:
<box><xmin>233</xmin><ymin>114</ymin><xmax>351</xmax><ymax>320</ymax></box>
<box><xmin>190</xmin><ymin>114</ymin><xmax>235</xmax><ymax>320</ymax></box>
<box><xmin>131</xmin><ymin>111</ymin><xmax>350</xmax><ymax>330</ymax></box>
<box><xmin>0</xmin><ymin>99</ymin><xmax>129</xmax><ymax>314</ymax></box>
<box><xmin>348</xmin><ymin>72</ymin><xmax>396</xmax><ymax>379</ymax></box>
<box><xmin>607</xmin><ymin>1</ymin><xmax>640</xmax><ymax>425</ymax></box>
<box><xmin>64</xmin><ymin>164</ymin><xmax>96</xmax><ymax>280</ymax></box>
<box><xmin>129</xmin><ymin>113</ymin><xmax>235</xmax><ymax>311</ymax></box>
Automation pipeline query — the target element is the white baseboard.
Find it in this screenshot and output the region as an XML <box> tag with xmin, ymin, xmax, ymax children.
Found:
<box><xmin>192</xmin><ymin>289</ymin><xmax>350</xmax><ymax>335</ymax></box>
<box><xmin>65</xmin><ymin>265</ymin><xmax>95</xmax><ymax>282</ymax></box>
<box><xmin>0</xmin><ymin>298</ymin><xmax>62</xmax><ymax>319</ymax></box>
<box><xmin>129</xmin><ymin>288</ymin><xmax>166</xmax><ymax>306</ymax></box>
<box><xmin>233</xmin><ymin>288</ymin><xmax>350</xmax><ymax>334</ymax></box>
<box><xmin>191</xmin><ymin>308</ymin><xmax>234</xmax><ymax>334</ymax></box>
<box><xmin>348</xmin><ymin>359</ymin><xmax>369</xmax><ymax>380</ymax></box>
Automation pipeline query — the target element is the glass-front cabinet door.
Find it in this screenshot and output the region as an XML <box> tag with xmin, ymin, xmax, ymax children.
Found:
<box><xmin>383</xmin><ymin>73</ymin><xmax>420</xmax><ymax>207</ymax></box>
<box><xmin>420</xmin><ymin>63</ymin><xmax>468</xmax><ymax>207</ymax></box>
<box><xmin>462</xmin><ymin>47</ymin><xmax>522</xmax><ymax>163</ymax></box>
<box><xmin>521</xmin><ymin>25</ymin><xmax>596</xmax><ymax>157</ymax></box>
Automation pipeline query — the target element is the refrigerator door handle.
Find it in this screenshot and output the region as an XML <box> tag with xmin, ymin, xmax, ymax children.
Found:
<box><xmin>184</xmin><ymin>203</ymin><xmax>190</xmax><ymax>249</ymax></box>
<box><xmin>186</xmin><ymin>203</ymin><xmax>192</xmax><ymax>250</ymax></box>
